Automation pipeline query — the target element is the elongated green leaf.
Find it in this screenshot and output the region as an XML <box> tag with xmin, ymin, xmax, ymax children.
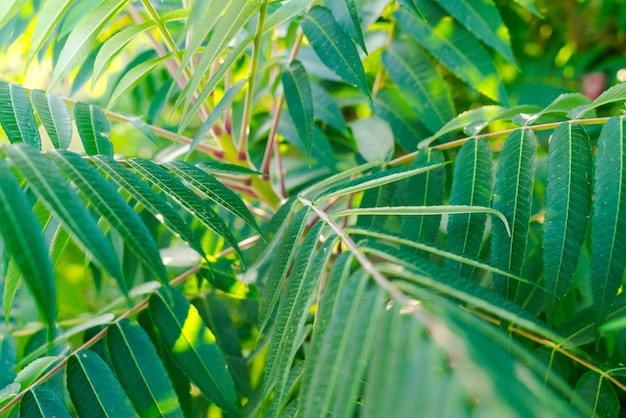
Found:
<box><xmin>108</xmin><ymin>319</ymin><xmax>183</xmax><ymax>418</ymax></box>
<box><xmin>4</xmin><ymin>144</ymin><xmax>124</xmax><ymax>292</ymax></box>
<box><xmin>263</xmin><ymin>0</ymin><xmax>314</xmax><ymax>34</ymax></box>
<box><xmin>74</xmin><ymin>102</ymin><xmax>113</xmax><ymax>156</ymax></box>
<box><xmin>258</xmin><ymin>207</ymin><xmax>309</xmax><ymax>332</ymax></box>
<box><xmin>0</xmin><ymin>1</ymin><xmax>23</xmax><ymax>34</ymax></box>
<box><xmin>0</xmin><ymin>157</ymin><xmax>56</xmax><ymax>329</ymax></box>
<box><xmin>382</xmin><ymin>39</ymin><xmax>454</xmax><ymax>133</ymax></box>
<box><xmin>512</xmin><ymin>0</ymin><xmax>542</xmax><ymax>17</ymax></box>
<box><xmin>149</xmin><ymin>286</ymin><xmax>239</xmax><ymax>416</ymax></box>
<box><xmin>0</xmin><ymin>333</ymin><xmax>16</xmax><ymax>387</ymax></box>
<box><xmin>2</xmin><ymin>260</ymin><xmax>20</xmax><ymax>325</ymax></box>
<box><xmin>397</xmin><ymin>0</ymin><xmax>425</xmax><ymax>19</ymax></box>
<box><xmin>434</xmin><ymin>0</ymin><xmax>514</xmax><ymax>63</ymax></box>
<box><xmin>50</xmin><ymin>0</ymin><xmax>126</xmax><ymax>88</ymax></box>
<box><xmin>67</xmin><ymin>349</ymin><xmax>136</xmax><ymax>418</ymax></box>
<box><xmin>108</xmin><ymin>55</ymin><xmax>169</xmax><ymax>107</ymax></box>
<box><xmin>301</xmin><ymin>6</ymin><xmax>370</xmax><ymax>98</ymax></box>
<box><xmin>491</xmin><ymin>128</ymin><xmax>536</xmax><ymax>301</ymax></box>
<box><xmin>446</xmin><ymin>137</ymin><xmax>493</xmax><ymax>277</ymax></box>
<box><xmin>197</xmin><ymin>160</ymin><xmax>262</xmax><ymax>177</ymax></box>
<box><xmin>543</xmin><ymin>122</ymin><xmax>592</xmax><ymax>321</ymax></box>
<box><xmin>91</xmin><ymin>155</ymin><xmax>205</xmax><ymax>259</ymax></box>
<box><xmin>266</xmin><ymin>363</ymin><xmax>304</xmax><ymax>418</ymax></box>
<box><xmin>27</xmin><ymin>0</ymin><xmax>74</xmax><ymax>64</ymax></box>
<box><xmin>30</xmin><ymin>90</ymin><xmax>72</xmax><ymax>150</ymax></box>
<box><xmin>247</xmin><ymin>198</ymin><xmax>297</xmax><ymax>267</ymax></box>
<box><xmin>15</xmin><ymin>356</ymin><xmax>63</xmax><ymax>389</ymax></box>
<box><xmin>311</xmin><ymin>83</ymin><xmax>347</xmax><ymax>132</ymax></box>
<box><xmin>515</xmin><ymin>93</ymin><xmax>590</xmax><ymax>125</ymax></box>
<box><xmin>0</xmin><ymin>81</ymin><xmax>41</xmax><ymax>149</ymax></box>
<box><xmin>395</xmin><ymin>3</ymin><xmax>509</xmax><ymax>104</ymax></box>
<box><xmin>127</xmin><ymin>158</ymin><xmax>241</xmax><ymax>259</ymax></box>
<box><xmin>50</xmin><ymin>151</ymin><xmax>167</xmax><ymax>282</ymax></box>
<box><xmin>426</xmin><ymin>105</ymin><xmax>503</xmax><ymax>144</ymax></box>
<box><xmin>591</xmin><ymin>116</ymin><xmax>626</xmax><ymax>326</ymax></box>
<box><xmin>163</xmin><ymin>160</ymin><xmax>260</xmax><ymax>234</ymax></box>
<box><xmin>20</xmin><ymin>386</ymin><xmax>71</xmax><ymax>418</ymax></box>
<box><xmin>283</xmin><ymin>61</ymin><xmax>315</xmax><ymax>159</ymax></box>
<box><xmin>569</xmin><ymin>81</ymin><xmax>626</xmax><ymax>118</ymax></box>
<box><xmin>573</xmin><ymin>372</ymin><xmax>618</xmax><ymax>418</ymax></box>
<box><xmin>351</xmin><ymin>116</ymin><xmax>395</xmax><ymax>162</ymax></box>
<box><xmin>322</xmin><ymin>0</ymin><xmax>366</xmax><ymax>52</ymax></box>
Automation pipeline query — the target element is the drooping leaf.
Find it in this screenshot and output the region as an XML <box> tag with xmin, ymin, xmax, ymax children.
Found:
<box><xmin>0</xmin><ymin>81</ymin><xmax>42</xmax><ymax>149</ymax></box>
<box><xmin>322</xmin><ymin>0</ymin><xmax>367</xmax><ymax>53</ymax></box>
<box><xmin>108</xmin><ymin>319</ymin><xmax>184</xmax><ymax>418</ymax></box>
<box><xmin>568</xmin><ymin>81</ymin><xmax>626</xmax><ymax>118</ymax></box>
<box><xmin>351</xmin><ymin>116</ymin><xmax>395</xmax><ymax>162</ymax></box>
<box><xmin>282</xmin><ymin>61</ymin><xmax>315</xmax><ymax>160</ymax></box>
<box><xmin>27</xmin><ymin>0</ymin><xmax>74</xmax><ymax>64</ymax></box>
<box><xmin>395</xmin><ymin>3</ymin><xmax>509</xmax><ymax>105</ymax></box>
<box><xmin>382</xmin><ymin>38</ymin><xmax>455</xmax><ymax>133</ymax></box>
<box><xmin>20</xmin><ymin>386</ymin><xmax>71</xmax><ymax>418</ymax></box>
<box><xmin>591</xmin><ymin>117</ymin><xmax>626</xmax><ymax>326</ymax></box>
<box><xmin>0</xmin><ymin>156</ymin><xmax>56</xmax><ymax>329</ymax></box>
<box><xmin>30</xmin><ymin>90</ymin><xmax>73</xmax><ymax>150</ymax></box>
<box><xmin>4</xmin><ymin>144</ymin><xmax>124</xmax><ymax>293</ymax></box>
<box><xmin>50</xmin><ymin>151</ymin><xmax>168</xmax><ymax>283</ymax></box>
<box><xmin>543</xmin><ymin>122</ymin><xmax>592</xmax><ymax>321</ymax></box>
<box><xmin>573</xmin><ymin>372</ymin><xmax>619</xmax><ymax>418</ymax></box>
<box><xmin>513</xmin><ymin>93</ymin><xmax>591</xmax><ymax>125</ymax></box>
<box><xmin>149</xmin><ymin>286</ymin><xmax>239</xmax><ymax>416</ymax></box>
<box><xmin>74</xmin><ymin>102</ymin><xmax>114</xmax><ymax>156</ymax></box>
<box><xmin>491</xmin><ymin>128</ymin><xmax>536</xmax><ymax>301</ymax></box>
<box><xmin>446</xmin><ymin>137</ymin><xmax>493</xmax><ymax>278</ymax></box>
<box><xmin>67</xmin><ymin>350</ymin><xmax>137</xmax><ymax>418</ymax></box>
<box><xmin>426</xmin><ymin>105</ymin><xmax>504</xmax><ymax>145</ymax></box>
<box><xmin>301</xmin><ymin>6</ymin><xmax>370</xmax><ymax>98</ymax></box>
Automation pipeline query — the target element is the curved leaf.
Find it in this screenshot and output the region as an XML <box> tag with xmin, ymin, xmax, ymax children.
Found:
<box><xmin>543</xmin><ymin>122</ymin><xmax>592</xmax><ymax>321</ymax></box>
<box><xmin>108</xmin><ymin>55</ymin><xmax>169</xmax><ymax>107</ymax></box>
<box><xmin>322</xmin><ymin>0</ymin><xmax>366</xmax><ymax>53</ymax></box>
<box><xmin>30</xmin><ymin>90</ymin><xmax>73</xmax><ymax>150</ymax></box>
<box><xmin>301</xmin><ymin>6</ymin><xmax>370</xmax><ymax>98</ymax></box>
<box><xmin>20</xmin><ymin>386</ymin><xmax>71</xmax><ymax>418</ymax></box>
<box><xmin>27</xmin><ymin>0</ymin><xmax>74</xmax><ymax>64</ymax></box>
<box><xmin>283</xmin><ymin>61</ymin><xmax>315</xmax><ymax>159</ymax></box>
<box><xmin>515</xmin><ymin>93</ymin><xmax>590</xmax><ymax>125</ymax></box>
<box><xmin>0</xmin><ymin>81</ymin><xmax>41</xmax><ymax>149</ymax></box>
<box><xmin>74</xmin><ymin>102</ymin><xmax>113</xmax><ymax>156</ymax></box>
<box><xmin>426</xmin><ymin>105</ymin><xmax>503</xmax><ymax>144</ymax></box>
<box><xmin>569</xmin><ymin>82</ymin><xmax>626</xmax><ymax>118</ymax></box>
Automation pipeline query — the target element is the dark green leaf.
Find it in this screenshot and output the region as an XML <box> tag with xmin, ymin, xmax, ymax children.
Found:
<box><xmin>30</xmin><ymin>90</ymin><xmax>73</xmax><ymax>150</ymax></box>
<box><xmin>74</xmin><ymin>102</ymin><xmax>113</xmax><ymax>157</ymax></box>
<box><xmin>311</xmin><ymin>83</ymin><xmax>346</xmax><ymax>132</ymax></box>
<box><xmin>282</xmin><ymin>61</ymin><xmax>315</xmax><ymax>160</ymax></box>
<box><xmin>573</xmin><ymin>372</ymin><xmax>618</xmax><ymax>418</ymax></box>
<box><xmin>0</xmin><ymin>81</ymin><xmax>41</xmax><ymax>148</ymax></box>
<box><xmin>20</xmin><ymin>386</ymin><xmax>71</xmax><ymax>418</ymax></box>
<box><xmin>322</xmin><ymin>0</ymin><xmax>367</xmax><ymax>53</ymax></box>
<box><xmin>0</xmin><ymin>333</ymin><xmax>16</xmax><ymax>387</ymax></box>
<box><xmin>568</xmin><ymin>82</ymin><xmax>626</xmax><ymax>118</ymax></box>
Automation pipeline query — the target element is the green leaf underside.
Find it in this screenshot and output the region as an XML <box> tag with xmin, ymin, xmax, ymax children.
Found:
<box><xmin>351</xmin><ymin>116</ymin><xmax>395</xmax><ymax>162</ymax></box>
<box><xmin>282</xmin><ymin>60</ymin><xmax>315</xmax><ymax>160</ymax></box>
<box><xmin>0</xmin><ymin>81</ymin><xmax>42</xmax><ymax>149</ymax></box>
<box><xmin>30</xmin><ymin>90</ymin><xmax>73</xmax><ymax>150</ymax></box>
<box><xmin>20</xmin><ymin>386</ymin><xmax>71</xmax><ymax>418</ymax></box>
<box><xmin>543</xmin><ymin>122</ymin><xmax>592</xmax><ymax>321</ymax></box>
<box><xmin>427</xmin><ymin>105</ymin><xmax>503</xmax><ymax>144</ymax></box>
<box><xmin>491</xmin><ymin>128</ymin><xmax>536</xmax><ymax>301</ymax></box>
<box><xmin>591</xmin><ymin>117</ymin><xmax>626</xmax><ymax>326</ymax></box>
<box><xmin>149</xmin><ymin>287</ymin><xmax>239</xmax><ymax>416</ymax></box>
<box><xmin>74</xmin><ymin>102</ymin><xmax>114</xmax><ymax>157</ymax></box>
<box><xmin>446</xmin><ymin>137</ymin><xmax>493</xmax><ymax>278</ymax></box>
<box><xmin>573</xmin><ymin>372</ymin><xmax>619</xmax><ymax>418</ymax></box>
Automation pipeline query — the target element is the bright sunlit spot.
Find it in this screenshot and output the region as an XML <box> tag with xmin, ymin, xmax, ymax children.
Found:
<box><xmin>618</xmin><ymin>69</ymin><xmax>626</xmax><ymax>82</ymax></box>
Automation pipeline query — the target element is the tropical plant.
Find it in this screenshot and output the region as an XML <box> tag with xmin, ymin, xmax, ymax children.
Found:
<box><xmin>0</xmin><ymin>0</ymin><xmax>626</xmax><ymax>417</ymax></box>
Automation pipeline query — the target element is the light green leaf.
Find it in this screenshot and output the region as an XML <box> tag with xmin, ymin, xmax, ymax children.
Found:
<box><xmin>197</xmin><ymin>160</ymin><xmax>262</xmax><ymax>177</ymax></box>
<box><xmin>491</xmin><ymin>128</ymin><xmax>536</xmax><ymax>301</ymax></box>
<box><xmin>0</xmin><ymin>81</ymin><xmax>42</xmax><ymax>149</ymax></box>
<box><xmin>382</xmin><ymin>39</ymin><xmax>454</xmax><ymax>133</ymax></box>
<box><xmin>15</xmin><ymin>356</ymin><xmax>63</xmax><ymax>389</ymax></box>
<box><xmin>27</xmin><ymin>0</ymin><xmax>74</xmax><ymax>64</ymax></box>
<box><xmin>30</xmin><ymin>90</ymin><xmax>73</xmax><ymax>150</ymax></box>
<box><xmin>74</xmin><ymin>102</ymin><xmax>114</xmax><ymax>156</ymax></box>
<box><xmin>0</xmin><ymin>1</ymin><xmax>22</xmax><ymax>32</ymax></box>
<box><xmin>0</xmin><ymin>156</ymin><xmax>56</xmax><ymax>329</ymax></box>
<box><xmin>20</xmin><ymin>386</ymin><xmax>71</xmax><ymax>418</ymax></box>
<box><xmin>67</xmin><ymin>350</ymin><xmax>136</xmax><ymax>418</ymax></box>
<box><xmin>543</xmin><ymin>122</ymin><xmax>592</xmax><ymax>321</ymax></box>
<box><xmin>591</xmin><ymin>116</ymin><xmax>626</xmax><ymax>326</ymax></box>
<box><xmin>128</xmin><ymin>117</ymin><xmax>158</xmax><ymax>145</ymax></box>
<box><xmin>395</xmin><ymin>3</ymin><xmax>509</xmax><ymax>104</ymax></box>
<box><xmin>568</xmin><ymin>82</ymin><xmax>626</xmax><ymax>118</ymax></box>
<box><xmin>2</xmin><ymin>260</ymin><xmax>21</xmax><ymax>326</ymax></box>
<box><xmin>351</xmin><ymin>116</ymin><xmax>394</xmax><ymax>162</ymax></box>
<box><xmin>50</xmin><ymin>150</ymin><xmax>168</xmax><ymax>282</ymax></box>
<box><xmin>514</xmin><ymin>93</ymin><xmax>590</xmax><ymax>125</ymax></box>
<box><xmin>283</xmin><ymin>61</ymin><xmax>315</xmax><ymax>160</ymax></box>
<box><xmin>108</xmin><ymin>319</ymin><xmax>183</xmax><ymax>418</ymax></box>
<box><xmin>322</xmin><ymin>0</ymin><xmax>367</xmax><ymax>53</ymax></box>
<box><xmin>446</xmin><ymin>137</ymin><xmax>493</xmax><ymax>278</ymax></box>
<box><xmin>149</xmin><ymin>286</ymin><xmax>239</xmax><ymax>416</ymax></box>
<box><xmin>425</xmin><ymin>105</ymin><xmax>504</xmax><ymax>145</ymax></box>
<box><xmin>50</xmin><ymin>0</ymin><xmax>126</xmax><ymax>88</ymax></box>
<box><xmin>108</xmin><ymin>55</ymin><xmax>169</xmax><ymax>107</ymax></box>
<box><xmin>573</xmin><ymin>372</ymin><xmax>618</xmax><ymax>418</ymax></box>
<box><xmin>301</xmin><ymin>6</ymin><xmax>370</xmax><ymax>98</ymax></box>
<box><xmin>4</xmin><ymin>144</ymin><xmax>124</xmax><ymax>292</ymax></box>
<box><xmin>263</xmin><ymin>0</ymin><xmax>314</xmax><ymax>34</ymax></box>
<box><xmin>512</xmin><ymin>0</ymin><xmax>542</xmax><ymax>17</ymax></box>
<box><xmin>434</xmin><ymin>0</ymin><xmax>515</xmax><ymax>64</ymax></box>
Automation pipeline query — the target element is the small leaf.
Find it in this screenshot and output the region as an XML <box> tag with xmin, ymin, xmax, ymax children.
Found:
<box><xmin>74</xmin><ymin>102</ymin><xmax>114</xmax><ymax>156</ymax></box>
<box><xmin>67</xmin><ymin>350</ymin><xmax>136</xmax><ymax>418</ymax></box>
<box><xmin>0</xmin><ymin>81</ymin><xmax>41</xmax><ymax>149</ymax></box>
<box><xmin>574</xmin><ymin>372</ymin><xmax>619</xmax><ymax>418</ymax></box>
<box><xmin>30</xmin><ymin>90</ymin><xmax>73</xmax><ymax>150</ymax></box>
<box><xmin>301</xmin><ymin>6</ymin><xmax>370</xmax><ymax>98</ymax></box>
<box><xmin>149</xmin><ymin>286</ymin><xmax>239</xmax><ymax>416</ymax></box>
<box><xmin>283</xmin><ymin>61</ymin><xmax>315</xmax><ymax>160</ymax></box>
<box><xmin>20</xmin><ymin>386</ymin><xmax>71</xmax><ymax>418</ymax></box>
<box><xmin>322</xmin><ymin>0</ymin><xmax>367</xmax><ymax>53</ymax></box>
<box><xmin>351</xmin><ymin>116</ymin><xmax>394</xmax><ymax>162</ymax></box>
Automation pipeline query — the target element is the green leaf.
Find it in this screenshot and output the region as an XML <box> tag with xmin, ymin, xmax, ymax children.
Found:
<box><xmin>15</xmin><ymin>356</ymin><xmax>63</xmax><ymax>389</ymax></box>
<box><xmin>108</xmin><ymin>319</ymin><xmax>183</xmax><ymax>418</ymax></box>
<box><xmin>397</xmin><ymin>0</ymin><xmax>425</xmax><ymax>19</ymax></box>
<box><xmin>0</xmin><ymin>156</ymin><xmax>56</xmax><ymax>329</ymax></box>
<box><xmin>573</xmin><ymin>372</ymin><xmax>619</xmax><ymax>418</ymax></box>
<box><xmin>514</xmin><ymin>93</ymin><xmax>590</xmax><ymax>125</ymax></box>
<box><xmin>2</xmin><ymin>260</ymin><xmax>21</xmax><ymax>325</ymax></box>
<box><xmin>283</xmin><ymin>61</ymin><xmax>315</xmax><ymax>160</ymax></box>
<box><xmin>322</xmin><ymin>0</ymin><xmax>367</xmax><ymax>53</ymax></box>
<box><xmin>4</xmin><ymin>144</ymin><xmax>124</xmax><ymax>292</ymax></box>
<box><xmin>446</xmin><ymin>137</ymin><xmax>493</xmax><ymax>278</ymax></box>
<box><xmin>149</xmin><ymin>286</ymin><xmax>239</xmax><ymax>416</ymax></box>
<box><xmin>263</xmin><ymin>0</ymin><xmax>314</xmax><ymax>34</ymax></box>
<box><xmin>382</xmin><ymin>39</ymin><xmax>455</xmax><ymax>133</ymax></box>
<box><xmin>568</xmin><ymin>82</ymin><xmax>626</xmax><ymax>118</ymax></box>
<box><xmin>301</xmin><ymin>6</ymin><xmax>370</xmax><ymax>98</ymax></box>
<box><xmin>74</xmin><ymin>102</ymin><xmax>113</xmax><ymax>156</ymax></box>
<box><xmin>543</xmin><ymin>122</ymin><xmax>592</xmax><ymax>321</ymax></box>
<box><xmin>50</xmin><ymin>0</ymin><xmax>126</xmax><ymax>88</ymax></box>
<box><xmin>434</xmin><ymin>0</ymin><xmax>515</xmax><ymax>64</ymax></box>
<box><xmin>512</xmin><ymin>0</ymin><xmax>542</xmax><ymax>17</ymax></box>
<box><xmin>351</xmin><ymin>116</ymin><xmax>395</xmax><ymax>162</ymax></box>
<box><xmin>395</xmin><ymin>3</ymin><xmax>509</xmax><ymax>104</ymax></box>
<box><xmin>50</xmin><ymin>150</ymin><xmax>168</xmax><ymax>282</ymax></box>
<box><xmin>491</xmin><ymin>128</ymin><xmax>536</xmax><ymax>301</ymax></box>
<box><xmin>425</xmin><ymin>105</ymin><xmax>504</xmax><ymax>145</ymax></box>
<box><xmin>30</xmin><ymin>90</ymin><xmax>73</xmax><ymax>150</ymax></box>
<box><xmin>20</xmin><ymin>386</ymin><xmax>71</xmax><ymax>418</ymax></box>
<box><xmin>311</xmin><ymin>83</ymin><xmax>347</xmax><ymax>132</ymax></box>
<box><xmin>163</xmin><ymin>160</ymin><xmax>261</xmax><ymax>235</ymax></box>
<box><xmin>197</xmin><ymin>160</ymin><xmax>262</xmax><ymax>177</ymax></box>
<box><xmin>0</xmin><ymin>81</ymin><xmax>42</xmax><ymax>149</ymax></box>
<box><xmin>27</xmin><ymin>0</ymin><xmax>74</xmax><ymax>64</ymax></box>
<box><xmin>591</xmin><ymin>116</ymin><xmax>626</xmax><ymax>326</ymax></box>
<box><xmin>67</xmin><ymin>349</ymin><xmax>137</xmax><ymax>418</ymax></box>
<box><xmin>0</xmin><ymin>333</ymin><xmax>16</xmax><ymax>387</ymax></box>
<box><xmin>108</xmin><ymin>55</ymin><xmax>169</xmax><ymax>107</ymax></box>
<box><xmin>91</xmin><ymin>155</ymin><xmax>205</xmax><ymax>259</ymax></box>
